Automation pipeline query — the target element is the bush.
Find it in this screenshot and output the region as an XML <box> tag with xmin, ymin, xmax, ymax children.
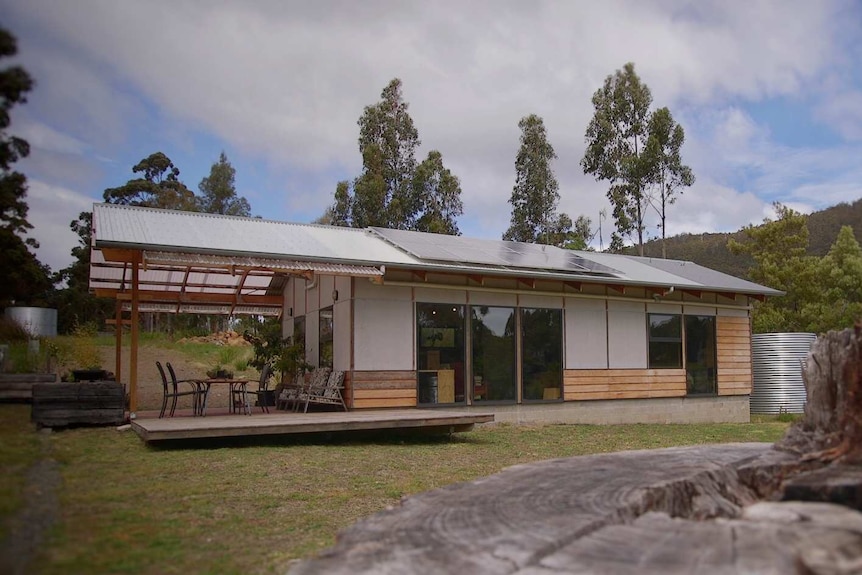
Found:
<box><xmin>0</xmin><ymin>316</ymin><xmax>30</xmax><ymax>342</ymax></box>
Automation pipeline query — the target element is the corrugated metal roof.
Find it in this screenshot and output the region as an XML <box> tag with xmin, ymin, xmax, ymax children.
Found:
<box><xmin>93</xmin><ymin>203</ymin><xmax>418</xmax><ymax>267</ymax></box>
<box><xmin>90</xmin><ymin>203</ymin><xmax>781</xmax><ymax>297</ymax></box>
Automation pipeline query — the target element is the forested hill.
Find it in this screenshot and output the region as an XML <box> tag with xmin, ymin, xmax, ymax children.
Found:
<box><xmin>632</xmin><ymin>197</ymin><xmax>862</xmax><ymax>280</ymax></box>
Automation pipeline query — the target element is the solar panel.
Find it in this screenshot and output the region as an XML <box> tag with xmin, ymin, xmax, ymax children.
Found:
<box><xmin>371</xmin><ymin>228</ymin><xmax>620</xmax><ymax>277</ymax></box>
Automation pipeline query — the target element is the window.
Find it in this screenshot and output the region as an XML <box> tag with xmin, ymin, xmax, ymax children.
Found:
<box><xmin>319</xmin><ymin>307</ymin><xmax>333</xmax><ymax>369</ymax></box>
<box><xmin>416</xmin><ymin>303</ymin><xmax>465</xmax><ymax>405</ymax></box>
<box><xmin>471</xmin><ymin>306</ymin><xmax>517</xmax><ymax>402</ymax></box>
<box><xmin>521</xmin><ymin>308</ymin><xmax>563</xmax><ymax>401</ymax></box>
<box><xmin>648</xmin><ymin>314</ymin><xmax>682</xmax><ymax>368</ymax></box>
<box><xmin>685</xmin><ymin>315</ymin><xmax>716</xmax><ymax>395</ymax></box>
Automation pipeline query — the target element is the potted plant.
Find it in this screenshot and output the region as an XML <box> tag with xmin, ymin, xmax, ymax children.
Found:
<box><xmin>206</xmin><ymin>347</ymin><xmax>237</xmax><ymax>379</ymax></box>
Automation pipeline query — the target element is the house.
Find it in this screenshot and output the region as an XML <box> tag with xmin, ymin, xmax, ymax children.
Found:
<box><xmin>90</xmin><ymin>203</ymin><xmax>781</xmax><ymax>424</ymax></box>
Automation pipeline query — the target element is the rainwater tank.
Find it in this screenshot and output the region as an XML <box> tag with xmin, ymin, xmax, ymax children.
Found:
<box><xmin>750</xmin><ymin>332</ymin><xmax>816</xmax><ymax>414</ymax></box>
<box><xmin>4</xmin><ymin>307</ymin><xmax>58</xmax><ymax>338</ymax></box>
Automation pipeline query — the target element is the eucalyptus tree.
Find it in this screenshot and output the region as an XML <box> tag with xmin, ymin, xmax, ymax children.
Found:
<box><xmin>504</xmin><ymin>114</ymin><xmax>570</xmax><ymax>244</ymax></box>
<box><xmin>331</xmin><ymin>78</ymin><xmax>463</xmax><ymax>234</ymax></box>
<box><xmin>103</xmin><ymin>152</ymin><xmax>197</xmax><ymax>210</ymax></box>
<box><xmin>644</xmin><ymin>107</ymin><xmax>694</xmax><ymax>258</ymax></box>
<box><xmin>412</xmin><ymin>150</ymin><xmax>463</xmax><ymax>235</ymax></box>
<box><xmin>581</xmin><ymin>62</ymin><xmax>654</xmax><ymax>254</ymax></box>
<box><xmin>198</xmin><ymin>152</ymin><xmax>251</xmax><ymax>216</ymax></box>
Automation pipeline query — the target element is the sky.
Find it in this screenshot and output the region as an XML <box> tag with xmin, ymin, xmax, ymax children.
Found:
<box><xmin>4</xmin><ymin>0</ymin><xmax>862</xmax><ymax>274</ymax></box>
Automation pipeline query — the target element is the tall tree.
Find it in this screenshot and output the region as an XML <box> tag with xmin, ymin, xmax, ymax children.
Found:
<box><xmin>103</xmin><ymin>152</ymin><xmax>196</xmax><ymax>210</ymax></box>
<box><xmin>355</xmin><ymin>78</ymin><xmax>420</xmax><ymax>228</ymax></box>
<box><xmin>0</xmin><ymin>28</ymin><xmax>52</xmax><ymax>308</ymax></box>
<box><xmin>582</xmin><ymin>62</ymin><xmax>654</xmax><ymax>254</ymax></box>
<box><xmin>412</xmin><ymin>150</ymin><xmax>463</xmax><ymax>235</ymax></box>
<box><xmin>728</xmin><ymin>204</ymin><xmax>820</xmax><ymax>333</ymax></box>
<box><xmin>802</xmin><ymin>226</ymin><xmax>862</xmax><ymax>333</ymax></box>
<box><xmin>330</xmin><ymin>78</ymin><xmax>463</xmax><ymax>234</ymax></box>
<box><xmin>504</xmin><ymin>114</ymin><xmax>568</xmax><ymax>244</ymax></box>
<box><xmin>643</xmin><ymin>107</ymin><xmax>694</xmax><ymax>258</ymax></box>
<box><xmin>52</xmin><ymin>212</ymin><xmax>113</xmax><ymax>332</ymax></box>
<box><xmin>197</xmin><ymin>152</ymin><xmax>251</xmax><ymax>216</ymax></box>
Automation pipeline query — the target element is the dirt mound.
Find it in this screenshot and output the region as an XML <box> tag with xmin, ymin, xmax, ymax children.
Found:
<box><xmin>177</xmin><ymin>331</ymin><xmax>250</xmax><ymax>347</ymax></box>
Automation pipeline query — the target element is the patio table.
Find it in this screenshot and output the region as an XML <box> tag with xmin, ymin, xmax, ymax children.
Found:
<box><xmin>198</xmin><ymin>378</ymin><xmax>251</xmax><ymax>416</ymax></box>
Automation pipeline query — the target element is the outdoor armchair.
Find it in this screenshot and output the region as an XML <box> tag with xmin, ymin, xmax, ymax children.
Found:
<box><xmin>238</xmin><ymin>363</ymin><xmax>272</xmax><ymax>414</ymax></box>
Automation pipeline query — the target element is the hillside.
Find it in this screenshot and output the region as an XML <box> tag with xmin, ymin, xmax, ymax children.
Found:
<box><xmin>632</xmin><ymin>197</ymin><xmax>862</xmax><ymax>280</ymax></box>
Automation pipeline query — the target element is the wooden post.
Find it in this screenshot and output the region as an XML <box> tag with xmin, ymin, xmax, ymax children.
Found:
<box><xmin>114</xmin><ymin>300</ymin><xmax>123</xmax><ymax>384</ymax></box>
<box><xmin>130</xmin><ymin>254</ymin><xmax>140</xmax><ymax>416</ymax></box>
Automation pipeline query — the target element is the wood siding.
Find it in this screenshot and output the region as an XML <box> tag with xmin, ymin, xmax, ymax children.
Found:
<box><xmin>717</xmin><ymin>315</ymin><xmax>752</xmax><ymax>396</ymax></box>
<box><xmin>351</xmin><ymin>370</ymin><xmax>417</xmax><ymax>409</ymax></box>
<box><xmin>564</xmin><ymin>369</ymin><xmax>687</xmax><ymax>401</ymax></box>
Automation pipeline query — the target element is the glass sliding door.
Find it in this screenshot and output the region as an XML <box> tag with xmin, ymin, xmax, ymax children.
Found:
<box><xmin>685</xmin><ymin>315</ymin><xmax>717</xmax><ymax>395</ymax></box>
<box><xmin>416</xmin><ymin>303</ymin><xmax>465</xmax><ymax>405</ymax></box>
<box><xmin>521</xmin><ymin>308</ymin><xmax>563</xmax><ymax>401</ymax></box>
<box><xmin>471</xmin><ymin>306</ymin><xmax>516</xmax><ymax>403</ymax></box>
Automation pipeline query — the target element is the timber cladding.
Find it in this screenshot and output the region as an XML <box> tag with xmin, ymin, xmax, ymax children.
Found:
<box><xmin>717</xmin><ymin>315</ymin><xmax>752</xmax><ymax>396</ymax></box>
<box><xmin>564</xmin><ymin>369</ymin><xmax>686</xmax><ymax>401</ymax></box>
<box><xmin>350</xmin><ymin>371</ymin><xmax>417</xmax><ymax>409</ymax></box>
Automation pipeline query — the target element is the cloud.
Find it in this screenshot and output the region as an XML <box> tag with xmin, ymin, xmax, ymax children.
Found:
<box><xmin>25</xmin><ymin>181</ymin><xmax>94</xmax><ymax>273</ymax></box>
<box><xmin>3</xmin><ymin>0</ymin><xmax>862</xmax><ymax>261</ymax></box>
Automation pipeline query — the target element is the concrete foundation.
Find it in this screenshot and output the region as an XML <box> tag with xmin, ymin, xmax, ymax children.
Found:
<box><xmin>463</xmin><ymin>395</ymin><xmax>751</xmax><ymax>425</ymax></box>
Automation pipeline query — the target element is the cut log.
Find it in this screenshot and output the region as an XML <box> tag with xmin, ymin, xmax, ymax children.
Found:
<box><xmin>289</xmin><ymin>444</ymin><xmax>824</xmax><ymax>574</ymax></box>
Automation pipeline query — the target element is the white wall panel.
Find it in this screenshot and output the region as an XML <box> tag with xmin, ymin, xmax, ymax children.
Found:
<box><xmin>683</xmin><ymin>305</ymin><xmax>717</xmax><ymax>316</ymax></box>
<box><xmin>318</xmin><ymin>275</ymin><xmax>335</xmax><ymax>309</ymax></box>
<box><xmin>354</xmin><ymin>280</ymin><xmax>412</xmax><ymax>301</ymax></box>
<box><xmin>565</xmin><ymin>298</ymin><xmax>608</xmax><ymax>369</ymax></box>
<box><xmin>607</xmin><ymin>300</ymin><xmax>647</xmax><ymax>368</ymax></box>
<box><xmin>468</xmin><ymin>291</ymin><xmax>517</xmax><ymax>307</ymax></box>
<box><xmin>647</xmin><ymin>302</ymin><xmax>682</xmax><ymax>314</ymax></box>
<box><xmin>306</xmin><ymin>311</ymin><xmax>320</xmax><ymax>367</ymax></box>
<box><xmin>414</xmin><ymin>287</ymin><xmax>467</xmax><ymax>304</ymax></box>
<box><xmin>718</xmin><ymin>307</ymin><xmax>749</xmax><ymax>318</ymax></box>
<box><xmin>292</xmin><ymin>278</ymin><xmax>307</xmax><ymax>317</ymax></box>
<box><xmin>519</xmin><ymin>294</ymin><xmax>564</xmax><ymax>309</ymax></box>
<box><xmin>333</xmin><ymin>300</ymin><xmax>351</xmax><ymax>371</ymax></box>
<box><xmin>353</xmin><ymin>298</ymin><xmax>414</xmax><ymax>371</ymax></box>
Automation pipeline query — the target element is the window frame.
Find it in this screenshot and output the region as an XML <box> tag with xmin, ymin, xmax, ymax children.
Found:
<box><xmin>647</xmin><ymin>313</ymin><xmax>683</xmax><ymax>369</ymax></box>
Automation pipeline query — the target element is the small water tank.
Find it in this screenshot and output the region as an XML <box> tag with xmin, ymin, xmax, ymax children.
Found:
<box><xmin>751</xmin><ymin>332</ymin><xmax>816</xmax><ymax>414</ymax></box>
<box><xmin>4</xmin><ymin>307</ymin><xmax>58</xmax><ymax>338</ymax></box>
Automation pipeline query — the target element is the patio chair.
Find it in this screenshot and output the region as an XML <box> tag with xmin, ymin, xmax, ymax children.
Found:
<box><xmin>167</xmin><ymin>362</ymin><xmax>204</xmax><ymax>416</ymax></box>
<box><xmin>293</xmin><ymin>367</ymin><xmax>331</xmax><ymax>412</ymax></box>
<box><xmin>299</xmin><ymin>369</ymin><xmax>346</xmax><ymax>413</ymax></box>
<box><xmin>237</xmin><ymin>364</ymin><xmax>272</xmax><ymax>414</ymax></box>
<box><xmin>157</xmin><ymin>361</ymin><xmax>201</xmax><ymax>418</ymax></box>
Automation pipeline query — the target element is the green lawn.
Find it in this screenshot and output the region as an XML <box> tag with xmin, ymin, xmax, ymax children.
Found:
<box><xmin>0</xmin><ymin>404</ymin><xmax>789</xmax><ymax>575</ymax></box>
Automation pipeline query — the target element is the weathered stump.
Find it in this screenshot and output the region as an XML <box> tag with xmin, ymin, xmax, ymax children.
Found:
<box><xmin>31</xmin><ymin>382</ymin><xmax>125</xmax><ymax>428</ymax></box>
<box><xmin>778</xmin><ymin>323</ymin><xmax>862</xmax><ymax>462</ymax></box>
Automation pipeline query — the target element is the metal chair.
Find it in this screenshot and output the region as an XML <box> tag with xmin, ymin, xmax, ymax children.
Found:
<box><xmin>233</xmin><ymin>364</ymin><xmax>272</xmax><ymax>414</ymax></box>
<box><xmin>156</xmin><ymin>361</ymin><xmax>201</xmax><ymax>418</ymax></box>
<box><xmin>167</xmin><ymin>362</ymin><xmax>204</xmax><ymax>416</ymax></box>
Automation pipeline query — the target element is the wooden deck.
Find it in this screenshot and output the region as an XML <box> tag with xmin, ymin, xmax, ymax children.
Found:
<box><xmin>130</xmin><ymin>409</ymin><xmax>495</xmax><ymax>442</ymax></box>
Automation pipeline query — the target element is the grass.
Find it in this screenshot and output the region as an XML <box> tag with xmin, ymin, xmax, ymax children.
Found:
<box><xmin>0</xmin><ymin>404</ymin><xmax>790</xmax><ymax>575</ymax></box>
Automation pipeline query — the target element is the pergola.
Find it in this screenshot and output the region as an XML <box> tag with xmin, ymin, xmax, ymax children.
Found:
<box><xmin>89</xmin><ymin>204</ymin><xmax>387</xmax><ymax>416</ymax></box>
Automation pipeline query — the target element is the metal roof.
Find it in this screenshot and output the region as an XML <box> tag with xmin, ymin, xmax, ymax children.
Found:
<box><xmin>90</xmin><ymin>204</ymin><xmax>781</xmax><ymax>308</ymax></box>
<box><xmin>92</xmin><ymin>203</ymin><xmax>418</xmax><ymax>267</ymax></box>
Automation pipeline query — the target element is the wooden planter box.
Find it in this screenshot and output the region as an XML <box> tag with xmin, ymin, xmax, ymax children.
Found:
<box><xmin>31</xmin><ymin>381</ymin><xmax>125</xmax><ymax>428</ymax></box>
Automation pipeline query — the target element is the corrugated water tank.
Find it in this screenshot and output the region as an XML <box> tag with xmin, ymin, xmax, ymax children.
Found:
<box><xmin>4</xmin><ymin>307</ymin><xmax>58</xmax><ymax>338</ymax></box>
<box><xmin>750</xmin><ymin>332</ymin><xmax>816</xmax><ymax>414</ymax></box>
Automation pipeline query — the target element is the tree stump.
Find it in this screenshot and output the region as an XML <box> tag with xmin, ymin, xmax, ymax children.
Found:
<box><xmin>289</xmin><ymin>326</ymin><xmax>862</xmax><ymax>574</ymax></box>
